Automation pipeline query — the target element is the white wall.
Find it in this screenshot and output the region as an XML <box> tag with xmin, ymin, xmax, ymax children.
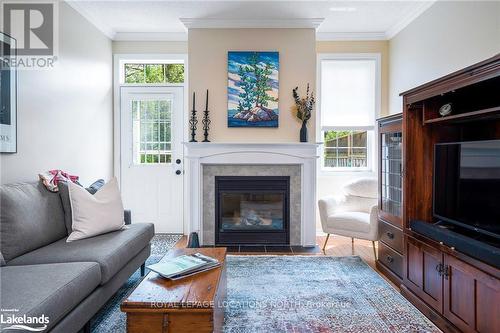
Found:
<box><xmin>389</xmin><ymin>1</ymin><xmax>500</xmax><ymax>114</ymax></box>
<box><xmin>0</xmin><ymin>2</ymin><xmax>113</xmax><ymax>185</ymax></box>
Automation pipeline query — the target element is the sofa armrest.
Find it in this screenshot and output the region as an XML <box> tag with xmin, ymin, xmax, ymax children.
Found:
<box><xmin>124</xmin><ymin>210</ymin><xmax>132</xmax><ymax>225</ymax></box>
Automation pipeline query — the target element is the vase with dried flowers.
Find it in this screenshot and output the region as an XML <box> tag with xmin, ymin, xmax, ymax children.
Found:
<box><xmin>293</xmin><ymin>84</ymin><xmax>315</xmax><ymax>142</ymax></box>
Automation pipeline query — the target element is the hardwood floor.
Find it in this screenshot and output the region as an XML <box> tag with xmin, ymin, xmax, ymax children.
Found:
<box><xmin>319</xmin><ymin>234</ymin><xmax>378</xmax><ymax>269</ymax></box>
<box><xmin>172</xmin><ymin>234</ymin><xmax>397</xmax><ymax>288</ymax></box>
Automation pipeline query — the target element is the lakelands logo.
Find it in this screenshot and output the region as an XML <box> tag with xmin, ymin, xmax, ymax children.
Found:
<box><xmin>0</xmin><ymin>313</ymin><xmax>49</xmax><ymax>331</ymax></box>
<box><xmin>1</xmin><ymin>0</ymin><xmax>59</xmax><ymax>69</ymax></box>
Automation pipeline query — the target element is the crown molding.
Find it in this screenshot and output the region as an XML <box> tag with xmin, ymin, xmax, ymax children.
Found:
<box><xmin>113</xmin><ymin>32</ymin><xmax>188</xmax><ymax>41</ymax></box>
<box><xmin>316</xmin><ymin>32</ymin><xmax>387</xmax><ymax>41</ymax></box>
<box><xmin>65</xmin><ymin>0</ymin><xmax>116</xmax><ymax>39</ymax></box>
<box><xmin>67</xmin><ymin>0</ymin><xmax>433</xmax><ymax>42</ymax></box>
<box><xmin>180</xmin><ymin>18</ymin><xmax>324</xmax><ymax>30</ymax></box>
<box><xmin>385</xmin><ymin>0</ymin><xmax>436</xmax><ymax>39</ymax></box>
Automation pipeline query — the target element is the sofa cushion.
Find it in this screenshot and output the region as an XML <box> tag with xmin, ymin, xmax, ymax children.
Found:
<box><xmin>327</xmin><ymin>212</ymin><xmax>371</xmax><ymax>233</ymax></box>
<box><xmin>0</xmin><ymin>182</ymin><xmax>68</xmax><ymax>261</ymax></box>
<box><xmin>7</xmin><ymin>223</ymin><xmax>154</xmax><ymax>284</ymax></box>
<box><xmin>0</xmin><ymin>262</ymin><xmax>101</xmax><ymax>332</ymax></box>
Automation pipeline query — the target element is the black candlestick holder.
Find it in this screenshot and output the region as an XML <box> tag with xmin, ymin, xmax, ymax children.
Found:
<box><xmin>202</xmin><ymin>90</ymin><xmax>211</xmax><ymax>142</ymax></box>
<box><xmin>189</xmin><ymin>92</ymin><xmax>198</xmax><ymax>142</ymax></box>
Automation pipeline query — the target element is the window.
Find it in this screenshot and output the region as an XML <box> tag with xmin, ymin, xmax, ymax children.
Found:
<box><xmin>124</xmin><ymin>63</ymin><xmax>184</xmax><ymax>84</ymax></box>
<box><xmin>324</xmin><ymin>130</ymin><xmax>367</xmax><ymax>168</ymax></box>
<box><xmin>319</xmin><ymin>54</ymin><xmax>379</xmax><ymax>170</ymax></box>
<box><xmin>132</xmin><ymin>99</ymin><xmax>172</xmax><ymax>164</ymax></box>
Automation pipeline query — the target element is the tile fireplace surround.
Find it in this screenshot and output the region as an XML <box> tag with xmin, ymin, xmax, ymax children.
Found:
<box><xmin>183</xmin><ymin>143</ymin><xmax>320</xmax><ymax>247</ymax></box>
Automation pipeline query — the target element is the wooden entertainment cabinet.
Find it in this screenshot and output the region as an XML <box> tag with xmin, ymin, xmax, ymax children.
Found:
<box><xmin>377</xmin><ymin>54</ymin><xmax>500</xmax><ymax>333</ymax></box>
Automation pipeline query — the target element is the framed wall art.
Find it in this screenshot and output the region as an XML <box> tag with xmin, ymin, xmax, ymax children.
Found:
<box><xmin>0</xmin><ymin>32</ymin><xmax>17</xmax><ymax>153</ymax></box>
<box><xmin>227</xmin><ymin>51</ymin><xmax>279</xmax><ymax>128</ymax></box>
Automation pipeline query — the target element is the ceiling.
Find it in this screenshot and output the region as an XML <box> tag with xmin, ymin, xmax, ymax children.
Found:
<box><xmin>66</xmin><ymin>0</ymin><xmax>436</xmax><ymax>41</ymax></box>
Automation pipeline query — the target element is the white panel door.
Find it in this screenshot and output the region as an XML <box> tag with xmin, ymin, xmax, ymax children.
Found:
<box><xmin>120</xmin><ymin>86</ymin><xmax>183</xmax><ymax>233</ymax></box>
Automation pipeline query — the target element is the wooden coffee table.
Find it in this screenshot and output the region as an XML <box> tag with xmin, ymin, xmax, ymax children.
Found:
<box><xmin>121</xmin><ymin>247</ymin><xmax>227</xmax><ymax>333</ymax></box>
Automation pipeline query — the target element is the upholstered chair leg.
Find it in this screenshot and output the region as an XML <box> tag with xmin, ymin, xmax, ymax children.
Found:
<box><xmin>372</xmin><ymin>241</ymin><xmax>377</xmax><ymax>260</ymax></box>
<box><xmin>351</xmin><ymin>238</ymin><xmax>355</xmax><ymax>255</ymax></box>
<box><xmin>322</xmin><ymin>233</ymin><xmax>330</xmax><ymax>251</ymax></box>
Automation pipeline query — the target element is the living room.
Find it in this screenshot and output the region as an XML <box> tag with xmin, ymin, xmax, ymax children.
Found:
<box><xmin>0</xmin><ymin>1</ymin><xmax>499</xmax><ymax>332</ymax></box>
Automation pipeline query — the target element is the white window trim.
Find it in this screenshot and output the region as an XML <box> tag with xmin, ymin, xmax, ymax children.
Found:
<box><xmin>316</xmin><ymin>53</ymin><xmax>381</xmax><ymax>174</ymax></box>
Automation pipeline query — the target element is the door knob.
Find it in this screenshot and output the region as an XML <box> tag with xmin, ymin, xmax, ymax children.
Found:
<box><xmin>175</xmin><ymin>170</ymin><xmax>182</xmax><ymax>175</ymax></box>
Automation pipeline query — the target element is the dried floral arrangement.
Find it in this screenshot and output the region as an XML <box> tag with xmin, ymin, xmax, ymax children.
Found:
<box><xmin>293</xmin><ymin>83</ymin><xmax>315</xmax><ymax>122</ymax></box>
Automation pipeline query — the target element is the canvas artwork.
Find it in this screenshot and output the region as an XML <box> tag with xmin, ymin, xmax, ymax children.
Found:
<box><xmin>0</xmin><ymin>33</ymin><xmax>17</xmax><ymax>153</ymax></box>
<box><xmin>227</xmin><ymin>51</ymin><xmax>279</xmax><ymax>127</ymax></box>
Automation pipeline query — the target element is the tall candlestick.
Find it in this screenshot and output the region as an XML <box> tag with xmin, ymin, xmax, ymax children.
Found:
<box><xmin>202</xmin><ymin>90</ymin><xmax>211</xmax><ymax>142</ymax></box>
<box><xmin>189</xmin><ymin>92</ymin><xmax>198</xmax><ymax>142</ymax></box>
<box><xmin>205</xmin><ymin>89</ymin><xmax>209</xmax><ymax>111</ymax></box>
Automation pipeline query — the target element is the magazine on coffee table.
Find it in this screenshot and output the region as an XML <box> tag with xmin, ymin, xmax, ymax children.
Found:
<box><xmin>147</xmin><ymin>252</ymin><xmax>220</xmax><ymax>280</ymax></box>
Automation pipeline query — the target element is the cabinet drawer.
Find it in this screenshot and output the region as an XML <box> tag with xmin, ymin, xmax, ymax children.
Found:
<box><xmin>379</xmin><ymin>242</ymin><xmax>403</xmax><ymax>278</ymax></box>
<box><xmin>379</xmin><ymin>219</ymin><xmax>403</xmax><ymax>253</ymax></box>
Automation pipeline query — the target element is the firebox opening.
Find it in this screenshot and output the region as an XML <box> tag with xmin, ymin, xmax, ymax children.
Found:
<box><xmin>215</xmin><ymin>176</ymin><xmax>290</xmax><ymax>245</ymax></box>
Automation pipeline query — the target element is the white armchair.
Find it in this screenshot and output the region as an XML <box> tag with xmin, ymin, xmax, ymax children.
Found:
<box><xmin>318</xmin><ymin>178</ymin><xmax>379</xmax><ymax>258</ymax></box>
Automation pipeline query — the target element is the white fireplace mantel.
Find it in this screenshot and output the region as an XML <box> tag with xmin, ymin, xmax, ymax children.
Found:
<box><xmin>183</xmin><ymin>142</ymin><xmax>321</xmax><ymax>247</ymax></box>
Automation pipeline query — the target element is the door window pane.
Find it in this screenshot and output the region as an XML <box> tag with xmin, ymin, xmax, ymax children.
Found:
<box><xmin>381</xmin><ymin>132</ymin><xmax>403</xmax><ymax>217</ymax></box>
<box><xmin>132</xmin><ymin>99</ymin><xmax>172</xmax><ymax>164</ymax></box>
<box><xmin>124</xmin><ymin>63</ymin><xmax>184</xmax><ymax>84</ymax></box>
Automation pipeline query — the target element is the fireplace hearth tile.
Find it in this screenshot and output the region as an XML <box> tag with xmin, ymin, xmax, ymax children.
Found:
<box><xmin>265</xmin><ymin>246</ymin><xmax>292</xmax><ymax>253</ymax></box>
<box><xmin>226</xmin><ymin>246</ymin><xmax>240</xmax><ymax>253</ymax></box>
<box><xmin>239</xmin><ymin>246</ymin><xmax>266</xmax><ymax>253</ymax></box>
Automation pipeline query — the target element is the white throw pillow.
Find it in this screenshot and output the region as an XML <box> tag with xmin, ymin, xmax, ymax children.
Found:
<box><xmin>343</xmin><ymin>178</ymin><xmax>378</xmax><ymax>199</ymax></box>
<box><xmin>67</xmin><ymin>178</ymin><xmax>125</xmax><ymax>242</ymax></box>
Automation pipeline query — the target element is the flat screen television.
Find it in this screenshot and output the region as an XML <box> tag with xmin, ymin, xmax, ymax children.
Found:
<box><xmin>434</xmin><ymin>140</ymin><xmax>500</xmax><ymax>239</ymax></box>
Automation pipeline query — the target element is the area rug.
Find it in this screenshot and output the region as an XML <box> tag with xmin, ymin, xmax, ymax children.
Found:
<box><xmin>91</xmin><ymin>240</ymin><xmax>440</xmax><ymax>333</ymax></box>
<box><xmin>223</xmin><ymin>255</ymin><xmax>440</xmax><ymax>333</ymax></box>
<box><xmin>90</xmin><ymin>234</ymin><xmax>182</xmax><ymax>333</ymax></box>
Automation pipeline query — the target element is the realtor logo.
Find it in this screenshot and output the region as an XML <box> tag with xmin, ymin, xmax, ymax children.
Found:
<box><xmin>3</xmin><ymin>2</ymin><xmax>53</xmax><ymax>55</ymax></box>
<box><xmin>1</xmin><ymin>1</ymin><xmax>58</xmax><ymax>69</ymax></box>
<box><xmin>0</xmin><ymin>312</ymin><xmax>50</xmax><ymax>332</ymax></box>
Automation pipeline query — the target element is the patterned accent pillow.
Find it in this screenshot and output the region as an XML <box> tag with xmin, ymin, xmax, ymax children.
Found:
<box><xmin>86</xmin><ymin>179</ymin><xmax>105</xmax><ymax>194</ymax></box>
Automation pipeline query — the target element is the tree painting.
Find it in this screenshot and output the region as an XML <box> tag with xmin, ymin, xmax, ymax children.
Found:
<box><xmin>228</xmin><ymin>52</ymin><xmax>279</xmax><ymax>127</ymax></box>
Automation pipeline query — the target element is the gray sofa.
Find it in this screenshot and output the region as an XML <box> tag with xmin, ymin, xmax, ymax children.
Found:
<box><xmin>0</xmin><ymin>181</ymin><xmax>155</xmax><ymax>332</ymax></box>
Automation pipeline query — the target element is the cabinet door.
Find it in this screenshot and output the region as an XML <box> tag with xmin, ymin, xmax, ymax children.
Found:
<box><xmin>379</xmin><ymin>119</ymin><xmax>403</xmax><ymax>226</ymax></box>
<box><xmin>404</xmin><ymin>236</ymin><xmax>443</xmax><ymax>313</ymax></box>
<box><xmin>444</xmin><ymin>254</ymin><xmax>500</xmax><ymax>333</ymax></box>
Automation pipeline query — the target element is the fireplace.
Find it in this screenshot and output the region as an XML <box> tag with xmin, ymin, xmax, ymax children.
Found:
<box><xmin>215</xmin><ymin>176</ymin><xmax>290</xmax><ymax>245</ymax></box>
